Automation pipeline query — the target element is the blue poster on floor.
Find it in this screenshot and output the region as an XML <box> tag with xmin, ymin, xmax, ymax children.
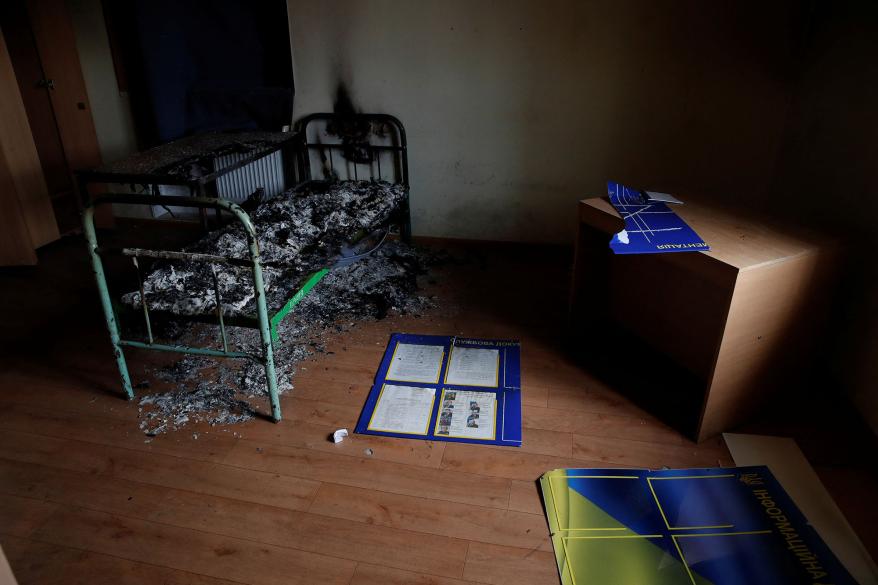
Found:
<box><xmin>540</xmin><ymin>466</ymin><xmax>857</xmax><ymax>585</ymax></box>
<box><xmin>355</xmin><ymin>333</ymin><xmax>522</xmax><ymax>446</ymax></box>
<box><xmin>607</xmin><ymin>181</ymin><xmax>710</xmax><ymax>255</ymax></box>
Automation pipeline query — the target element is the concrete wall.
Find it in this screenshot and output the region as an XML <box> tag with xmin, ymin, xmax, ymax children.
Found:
<box><xmin>288</xmin><ymin>0</ymin><xmax>798</xmax><ymax>243</ymax></box>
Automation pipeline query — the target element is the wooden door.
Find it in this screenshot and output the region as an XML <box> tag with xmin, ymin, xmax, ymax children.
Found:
<box><xmin>0</xmin><ymin>0</ymin><xmax>108</xmax><ymax>241</ymax></box>
<box><xmin>1</xmin><ymin>1</ymin><xmax>78</xmax><ymax>233</ymax></box>
<box><xmin>0</xmin><ymin>27</ymin><xmax>56</xmax><ymax>265</ymax></box>
<box><xmin>0</xmin><ymin>141</ymin><xmax>39</xmax><ymax>266</ymax></box>
<box><xmin>25</xmin><ymin>0</ymin><xmax>104</xmax><ymax>183</ymax></box>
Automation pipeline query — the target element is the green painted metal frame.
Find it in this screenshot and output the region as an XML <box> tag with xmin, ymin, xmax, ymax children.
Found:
<box><xmin>82</xmin><ymin>194</ymin><xmax>327</xmax><ymax>422</ymax></box>
<box><xmin>79</xmin><ymin>114</ymin><xmax>410</xmax><ymax>425</ymax></box>
<box><xmin>269</xmin><ymin>268</ymin><xmax>329</xmax><ymax>344</ymax></box>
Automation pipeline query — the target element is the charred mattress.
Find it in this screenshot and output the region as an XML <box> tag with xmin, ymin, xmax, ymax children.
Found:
<box><xmin>122</xmin><ymin>180</ymin><xmax>407</xmax><ymax>317</ymax></box>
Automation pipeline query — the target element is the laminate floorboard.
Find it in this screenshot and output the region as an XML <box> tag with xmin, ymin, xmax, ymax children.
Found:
<box><xmin>1</xmin><ymin>236</ymin><xmax>875</xmax><ymax>584</ymax></box>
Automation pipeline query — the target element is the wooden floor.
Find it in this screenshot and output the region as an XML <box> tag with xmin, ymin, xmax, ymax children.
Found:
<box><xmin>0</xmin><ymin>236</ymin><xmax>875</xmax><ymax>585</ymax></box>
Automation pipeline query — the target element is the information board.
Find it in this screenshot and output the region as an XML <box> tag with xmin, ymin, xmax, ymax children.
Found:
<box><xmin>355</xmin><ymin>333</ymin><xmax>522</xmax><ymax>446</ymax></box>
<box><xmin>540</xmin><ymin>466</ymin><xmax>856</xmax><ymax>584</ymax></box>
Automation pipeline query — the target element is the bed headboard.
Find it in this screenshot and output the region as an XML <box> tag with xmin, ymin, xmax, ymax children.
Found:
<box><xmin>294</xmin><ymin>113</ymin><xmax>408</xmax><ymax>187</ymax></box>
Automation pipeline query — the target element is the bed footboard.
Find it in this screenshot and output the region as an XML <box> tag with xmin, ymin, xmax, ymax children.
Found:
<box><xmin>82</xmin><ymin>194</ymin><xmax>285</xmax><ymax>422</ymax></box>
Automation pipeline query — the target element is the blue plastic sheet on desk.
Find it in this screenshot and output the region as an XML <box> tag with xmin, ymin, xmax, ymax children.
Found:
<box><xmin>607</xmin><ymin>181</ymin><xmax>710</xmax><ymax>255</ymax></box>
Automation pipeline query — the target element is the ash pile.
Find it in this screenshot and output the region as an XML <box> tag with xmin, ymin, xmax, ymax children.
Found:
<box><xmin>122</xmin><ymin>180</ymin><xmax>407</xmax><ymax>315</ymax></box>
<box><xmin>133</xmin><ymin>181</ymin><xmax>440</xmax><ymax>436</ymax></box>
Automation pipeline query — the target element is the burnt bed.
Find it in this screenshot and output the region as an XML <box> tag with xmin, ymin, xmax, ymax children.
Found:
<box><xmin>80</xmin><ymin>113</ymin><xmax>410</xmax><ymax>422</ymax></box>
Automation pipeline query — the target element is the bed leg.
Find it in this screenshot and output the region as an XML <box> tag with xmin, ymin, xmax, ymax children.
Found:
<box><xmin>264</xmin><ymin>355</ymin><xmax>281</xmax><ymax>423</ymax></box>
<box><xmin>257</xmin><ymin>303</ymin><xmax>281</xmax><ymax>423</ymax></box>
<box><xmin>256</xmin><ymin>304</ymin><xmax>281</xmax><ymax>421</ymax></box>
<box><xmin>83</xmin><ymin>206</ymin><xmax>135</xmax><ymax>400</ymax></box>
<box><xmin>259</xmin><ymin>323</ymin><xmax>281</xmax><ymax>422</ymax></box>
<box><xmin>248</xmin><ymin>243</ymin><xmax>282</xmax><ymax>422</ymax></box>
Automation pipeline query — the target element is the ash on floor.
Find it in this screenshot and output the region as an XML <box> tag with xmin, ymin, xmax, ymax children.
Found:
<box><xmin>136</xmin><ymin>240</ymin><xmax>440</xmax><ymax>436</ymax></box>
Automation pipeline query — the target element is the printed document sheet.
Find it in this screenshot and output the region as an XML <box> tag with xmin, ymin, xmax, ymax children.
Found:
<box><xmin>367</xmin><ymin>384</ymin><xmax>436</xmax><ymax>435</ymax></box>
<box><xmin>435</xmin><ymin>389</ymin><xmax>496</xmax><ymax>440</ymax></box>
<box><xmin>386</xmin><ymin>343</ymin><xmax>444</xmax><ymax>384</ymax></box>
<box><xmin>445</xmin><ymin>347</ymin><xmax>499</xmax><ymax>387</ymax></box>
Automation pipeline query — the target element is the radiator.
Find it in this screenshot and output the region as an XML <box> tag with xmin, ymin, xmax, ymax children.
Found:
<box><xmin>214</xmin><ymin>150</ymin><xmax>285</xmax><ymax>202</ymax></box>
<box><xmin>153</xmin><ymin>150</ymin><xmax>286</xmax><ymax>217</ymax></box>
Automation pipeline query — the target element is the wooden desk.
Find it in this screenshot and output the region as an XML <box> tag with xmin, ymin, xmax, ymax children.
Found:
<box><xmin>571</xmin><ymin>198</ymin><xmax>834</xmax><ymax>441</ymax></box>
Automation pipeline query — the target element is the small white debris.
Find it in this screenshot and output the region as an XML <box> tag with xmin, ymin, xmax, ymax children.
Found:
<box><xmin>331</xmin><ymin>428</ymin><xmax>349</xmax><ymax>443</ymax></box>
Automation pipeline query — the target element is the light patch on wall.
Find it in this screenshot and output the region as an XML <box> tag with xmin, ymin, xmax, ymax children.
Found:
<box><xmin>68</xmin><ymin>0</ymin><xmax>138</xmax><ymax>163</ymax></box>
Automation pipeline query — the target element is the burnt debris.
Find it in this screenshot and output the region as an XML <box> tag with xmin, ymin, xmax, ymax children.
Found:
<box><xmin>137</xmin><ymin>240</ymin><xmax>437</xmax><ymax>436</ymax></box>
<box><xmin>131</xmin><ymin>179</ymin><xmax>436</xmax><ymax>435</ymax></box>
<box><xmin>122</xmin><ymin>180</ymin><xmax>407</xmax><ymax>316</ymax></box>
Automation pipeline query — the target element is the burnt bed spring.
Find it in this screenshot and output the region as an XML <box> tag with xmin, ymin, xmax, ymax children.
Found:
<box><xmin>81</xmin><ymin>114</ymin><xmax>411</xmax><ymax>423</ymax></box>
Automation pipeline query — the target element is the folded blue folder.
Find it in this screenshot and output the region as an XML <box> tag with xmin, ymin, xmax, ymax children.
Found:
<box><xmin>607</xmin><ymin>181</ymin><xmax>710</xmax><ymax>255</ymax></box>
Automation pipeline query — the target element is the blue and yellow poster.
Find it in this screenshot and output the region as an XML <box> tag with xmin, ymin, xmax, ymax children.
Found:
<box><xmin>355</xmin><ymin>333</ymin><xmax>522</xmax><ymax>446</ymax></box>
<box><xmin>540</xmin><ymin>466</ymin><xmax>856</xmax><ymax>584</ymax></box>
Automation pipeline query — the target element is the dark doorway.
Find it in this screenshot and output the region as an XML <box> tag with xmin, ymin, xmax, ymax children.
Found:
<box><xmin>103</xmin><ymin>0</ymin><xmax>294</xmax><ymax>148</ymax></box>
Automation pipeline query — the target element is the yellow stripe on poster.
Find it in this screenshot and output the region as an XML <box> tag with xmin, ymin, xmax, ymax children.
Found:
<box><xmin>649</xmin><ymin>475</ymin><xmax>735</xmax><ymax>481</ymax></box>
<box><xmin>671</xmin><ymin>534</ymin><xmax>698</xmax><ymax>585</ymax></box>
<box><xmin>561</xmin><ymin>476</ymin><xmax>640</xmax><ymax>479</ymax></box>
<box><xmin>673</xmin><ymin>530</ymin><xmax>772</xmax><ymax>539</ymax></box>
<box><xmin>563</xmin><ymin>535</ymin><xmax>664</xmax><ymax>540</ymax></box>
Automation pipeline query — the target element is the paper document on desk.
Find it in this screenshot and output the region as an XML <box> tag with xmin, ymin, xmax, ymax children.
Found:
<box><xmin>607</xmin><ymin>181</ymin><xmax>709</xmax><ymax>255</ymax></box>
<box><xmin>643</xmin><ymin>190</ymin><xmax>684</xmax><ymax>205</ymax></box>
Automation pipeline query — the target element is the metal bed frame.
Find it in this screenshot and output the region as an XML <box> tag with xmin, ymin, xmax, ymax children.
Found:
<box><xmin>295</xmin><ymin>113</ymin><xmax>410</xmax><ymax>240</ymax></box>
<box><xmin>81</xmin><ymin>113</ymin><xmax>410</xmax><ymax>423</ymax></box>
